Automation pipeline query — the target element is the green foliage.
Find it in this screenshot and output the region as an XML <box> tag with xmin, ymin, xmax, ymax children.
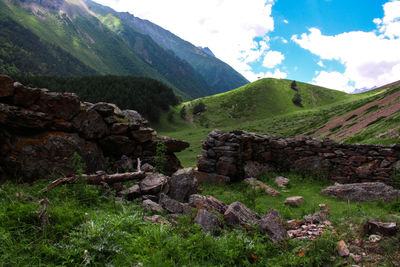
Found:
<box><xmin>180</xmin><ymin>105</ymin><xmax>187</xmax><ymax>120</ymax></box>
<box><xmin>15</xmin><ymin>75</ymin><xmax>180</xmax><ymax>122</ymax></box>
<box><xmin>291</xmin><ymin>80</ymin><xmax>298</xmax><ymax>91</ymax></box>
<box><xmin>193</xmin><ymin>102</ymin><xmax>206</xmax><ymax>114</ymax></box>
<box><xmin>154</xmin><ymin>142</ymin><xmax>167</xmax><ymax>174</ymax></box>
<box><xmin>167</xmin><ymin>111</ymin><xmax>174</xmax><ymax>123</ymax></box>
<box><xmin>71</xmin><ymin>152</ymin><xmax>86</xmax><ymax>177</ymax></box>
<box><xmin>292</xmin><ymin>93</ymin><xmax>303</xmax><ymax>107</ymax></box>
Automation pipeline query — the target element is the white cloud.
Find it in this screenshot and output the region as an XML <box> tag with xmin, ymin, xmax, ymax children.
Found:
<box><xmin>93</xmin><ymin>0</ymin><xmax>275</xmax><ymax>82</ymax></box>
<box><xmin>317</xmin><ymin>61</ymin><xmax>324</xmax><ymax>67</ymax></box>
<box><xmin>265</xmin><ymin>69</ymin><xmax>287</xmax><ymax>79</ymax></box>
<box><xmin>262</xmin><ymin>50</ymin><xmax>285</xmax><ymax>68</ymax></box>
<box><xmin>312</xmin><ymin>71</ymin><xmax>354</xmax><ymax>93</ymax></box>
<box><xmin>283</xmin><ymin>19</ymin><xmax>289</xmax><ymax>24</ymax></box>
<box><xmin>292</xmin><ymin>0</ymin><xmax>400</xmax><ymax>91</ymax></box>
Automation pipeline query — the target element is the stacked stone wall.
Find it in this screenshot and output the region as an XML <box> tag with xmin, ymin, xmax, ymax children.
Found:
<box><xmin>196</xmin><ymin>130</ymin><xmax>400</xmax><ymax>185</ymax></box>
<box><xmin>0</xmin><ymin>75</ymin><xmax>188</xmax><ymax>180</ymax></box>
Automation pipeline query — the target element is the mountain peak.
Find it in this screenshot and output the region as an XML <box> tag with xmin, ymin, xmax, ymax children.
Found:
<box><xmin>198</xmin><ymin>46</ymin><xmax>215</xmax><ymax>57</ymax></box>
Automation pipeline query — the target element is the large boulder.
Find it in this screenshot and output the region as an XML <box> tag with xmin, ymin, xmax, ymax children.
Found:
<box><xmin>320</xmin><ymin>182</ymin><xmax>400</xmax><ymax>202</ymax></box>
<box><xmin>0</xmin><ymin>75</ymin><xmax>14</xmax><ymax>98</ymax></box>
<box><xmin>157</xmin><ymin>136</ymin><xmax>190</xmax><ymax>153</ymax></box>
<box><xmin>1</xmin><ymin>131</ymin><xmax>105</xmax><ymax>181</ymax></box>
<box><xmin>72</xmin><ymin>109</ymin><xmax>109</xmax><ymax>140</ymax></box>
<box><xmin>0</xmin><ymin>103</ymin><xmax>52</xmax><ymax>131</ymax></box>
<box><xmin>36</xmin><ymin>91</ymin><xmax>80</xmax><ymax>121</ymax></box>
<box><xmin>194</xmin><ymin>209</ymin><xmax>221</xmax><ymax>234</ymax></box>
<box><xmin>168</xmin><ymin>168</ymin><xmax>198</xmax><ymax>202</ymax></box>
<box><xmin>188</xmin><ymin>194</ymin><xmax>228</xmax><ymax>214</ymax></box>
<box><xmin>159</xmin><ymin>193</ymin><xmax>192</xmax><ymax>214</ymax></box>
<box><xmin>258</xmin><ymin>210</ymin><xmax>288</xmax><ymax>242</ymax></box>
<box><xmin>139</xmin><ymin>173</ymin><xmax>170</xmax><ymax>195</ymax></box>
<box><xmin>364</xmin><ymin>220</ymin><xmax>398</xmax><ymax>236</ymax></box>
<box><xmin>224</xmin><ymin>202</ymin><xmax>260</xmax><ymax>228</ymax></box>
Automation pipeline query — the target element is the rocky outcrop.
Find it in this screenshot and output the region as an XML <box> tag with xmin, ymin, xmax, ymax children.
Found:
<box><xmin>0</xmin><ymin>75</ymin><xmax>188</xmax><ymax>180</ymax></box>
<box><xmin>197</xmin><ymin>130</ymin><xmax>400</xmax><ymax>185</ymax></box>
<box><xmin>320</xmin><ymin>182</ymin><xmax>400</xmax><ymax>202</ymax></box>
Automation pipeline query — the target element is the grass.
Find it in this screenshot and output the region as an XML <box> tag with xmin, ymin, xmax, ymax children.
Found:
<box><xmin>1</xmin><ymin>173</ymin><xmax>399</xmax><ymax>266</ymax></box>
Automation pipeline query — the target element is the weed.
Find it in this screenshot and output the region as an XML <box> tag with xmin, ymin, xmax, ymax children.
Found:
<box><xmin>154</xmin><ymin>142</ymin><xmax>167</xmax><ymax>174</ymax></box>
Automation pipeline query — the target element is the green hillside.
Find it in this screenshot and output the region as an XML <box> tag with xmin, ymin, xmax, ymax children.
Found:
<box><xmin>154</xmin><ymin>78</ymin><xmax>400</xmax><ymax>167</ymax></box>
<box><xmin>0</xmin><ymin>0</ymin><xmax>234</xmax><ymax>99</ymax></box>
<box><xmin>103</xmin><ymin>1</ymin><xmax>249</xmax><ymax>95</ymax></box>
<box><xmin>182</xmin><ymin>78</ymin><xmax>357</xmax><ymax>128</ymax></box>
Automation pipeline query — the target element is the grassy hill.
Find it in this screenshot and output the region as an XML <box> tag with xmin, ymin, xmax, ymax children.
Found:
<box><xmin>154</xmin><ymin>78</ymin><xmax>400</xmax><ymax>167</ymax></box>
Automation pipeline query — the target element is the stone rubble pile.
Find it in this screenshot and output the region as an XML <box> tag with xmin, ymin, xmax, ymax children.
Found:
<box><xmin>0</xmin><ymin>75</ymin><xmax>189</xmax><ymax>180</ymax></box>
<box><xmin>196</xmin><ymin>130</ymin><xmax>400</xmax><ymax>185</ymax></box>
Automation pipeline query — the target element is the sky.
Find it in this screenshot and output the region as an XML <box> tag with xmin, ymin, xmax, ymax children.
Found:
<box><xmin>93</xmin><ymin>0</ymin><xmax>400</xmax><ymax>93</ymax></box>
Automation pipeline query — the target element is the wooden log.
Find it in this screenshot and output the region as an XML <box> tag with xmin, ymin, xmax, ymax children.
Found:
<box><xmin>43</xmin><ymin>171</ymin><xmax>149</xmax><ymax>191</ymax></box>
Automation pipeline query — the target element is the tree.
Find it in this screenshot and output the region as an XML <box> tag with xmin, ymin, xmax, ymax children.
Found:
<box><xmin>180</xmin><ymin>106</ymin><xmax>187</xmax><ymax>120</ymax></box>
<box><xmin>292</xmin><ymin>93</ymin><xmax>303</xmax><ymax>107</ymax></box>
<box><xmin>193</xmin><ymin>102</ymin><xmax>206</xmax><ymax>115</ymax></box>
<box><xmin>291</xmin><ymin>80</ymin><xmax>298</xmax><ymax>91</ymax></box>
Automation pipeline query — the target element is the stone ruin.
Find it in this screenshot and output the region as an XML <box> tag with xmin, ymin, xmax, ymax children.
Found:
<box><xmin>196</xmin><ymin>130</ymin><xmax>400</xmax><ymax>185</ymax></box>
<box><xmin>0</xmin><ymin>75</ymin><xmax>189</xmax><ymax>181</ymax></box>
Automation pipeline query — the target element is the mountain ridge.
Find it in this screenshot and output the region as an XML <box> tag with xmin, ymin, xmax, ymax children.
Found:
<box><xmin>0</xmin><ymin>0</ymin><xmax>248</xmax><ymax>99</ymax></box>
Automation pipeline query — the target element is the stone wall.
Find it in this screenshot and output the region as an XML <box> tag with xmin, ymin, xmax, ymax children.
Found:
<box><xmin>0</xmin><ymin>75</ymin><xmax>189</xmax><ymax>180</ymax></box>
<box><xmin>196</xmin><ymin>130</ymin><xmax>400</xmax><ymax>185</ymax></box>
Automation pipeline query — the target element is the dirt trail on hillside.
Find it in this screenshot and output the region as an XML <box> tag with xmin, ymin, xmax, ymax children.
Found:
<box><xmin>312</xmin><ymin>89</ymin><xmax>400</xmax><ymax>140</ymax></box>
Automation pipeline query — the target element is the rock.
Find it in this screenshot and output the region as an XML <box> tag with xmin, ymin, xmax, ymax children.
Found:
<box><xmin>169</xmin><ymin>168</ymin><xmax>198</xmax><ymax>202</ymax></box>
<box><xmin>216</xmin><ymin>156</ymin><xmax>237</xmax><ymax>178</ymax></box>
<box><xmin>197</xmin><ymin>157</ymin><xmax>216</xmax><ymax>173</ymax></box>
<box><xmin>244</xmin><ymin>161</ymin><xmax>274</xmax><ymax>178</ymax></box>
<box><xmin>141</xmin><ymin>195</ymin><xmax>159</xmax><ymax>202</ymax></box>
<box><xmin>1</xmin><ymin>132</ymin><xmax>105</xmax><ymax>181</ymax></box>
<box><xmin>244</xmin><ymin>178</ymin><xmax>281</xmax><ymax>196</ymax></box>
<box><xmin>122</xmin><ymin>110</ymin><xmax>148</xmax><ymax>127</ymax></box>
<box><xmin>141</xmin><ymin>163</ymin><xmax>155</xmax><ymax>172</ymax></box>
<box><xmin>320</xmin><ymin>182</ymin><xmax>400</xmax><ymax>202</ymax></box>
<box><xmin>72</xmin><ymin>109</ymin><xmax>109</xmax><ymax>139</ymax></box>
<box><xmin>337</xmin><ymin>240</ymin><xmax>350</xmax><ymax>257</ymax></box>
<box><xmin>275</xmin><ymin>176</ymin><xmax>290</xmax><ymax>188</ymax></box>
<box><xmin>99</xmin><ymin>135</ymin><xmax>135</xmax><ymax>156</ymax></box>
<box><xmin>368</xmin><ymin>234</ymin><xmax>382</xmax><ymax>243</ymax></box>
<box><xmin>287</xmin><ymin>219</ymin><xmax>305</xmax><ymax>230</ymax></box>
<box><xmin>37</xmin><ymin>91</ymin><xmax>80</xmax><ymax>120</ymax></box>
<box><xmin>284</xmin><ymin>196</ymin><xmax>304</xmax><ymax>206</ymax></box>
<box><xmin>91</xmin><ymin>102</ymin><xmax>123</xmax><ymax>117</ymax></box>
<box><xmin>0</xmin><ymin>103</ymin><xmax>52</xmax><ymax>130</ymax></box>
<box><xmin>188</xmin><ymin>194</ymin><xmax>228</xmax><ymax>214</ymax></box>
<box><xmin>132</xmin><ymin>127</ymin><xmax>156</xmax><ymax>143</ymax></box>
<box><xmin>304</xmin><ymin>209</ymin><xmax>329</xmax><ymax>224</ymax></box>
<box><xmin>224</xmin><ymin>202</ymin><xmax>261</xmax><ymax>228</ymax></box>
<box><xmin>258</xmin><ymin>210</ymin><xmax>288</xmax><ymax>242</ymax></box>
<box><xmin>118</xmin><ymin>185</ymin><xmax>141</xmax><ymax>200</ymax></box>
<box><xmin>157</xmin><ymin>136</ymin><xmax>190</xmax><ymax>152</ymax></box>
<box><xmin>194</xmin><ymin>209</ymin><xmax>221</xmax><ymax>234</ymax></box>
<box><xmin>159</xmin><ymin>193</ymin><xmax>192</xmax><ymax>214</ymax></box>
<box><xmin>363</xmin><ymin>220</ymin><xmax>398</xmax><ymax>236</ymax></box>
<box><xmin>116</xmin><ymin>155</ymin><xmax>134</xmax><ymax>172</ymax></box>
<box><xmin>0</xmin><ymin>75</ymin><xmax>14</xmax><ymax>98</ymax></box>
<box><xmin>13</xmin><ymin>85</ymin><xmax>41</xmax><ymax>107</ymax></box>
<box><xmin>111</xmin><ymin>123</ymin><xmax>129</xmax><ymax>135</ymax></box>
<box><xmin>143</xmin><ymin>215</ymin><xmax>171</xmax><ymax>225</ymax></box>
<box><xmin>139</xmin><ymin>173</ymin><xmax>170</xmax><ymax>195</ymax></box>
<box><xmin>143</xmin><ymin>199</ymin><xmax>164</xmax><ymax>213</ymax></box>
<box><xmin>193</xmin><ymin>171</ymin><xmax>230</xmax><ymax>184</ymax></box>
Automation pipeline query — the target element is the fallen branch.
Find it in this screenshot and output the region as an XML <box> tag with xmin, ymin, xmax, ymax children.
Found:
<box><xmin>42</xmin><ymin>171</ymin><xmax>149</xmax><ymax>192</ymax></box>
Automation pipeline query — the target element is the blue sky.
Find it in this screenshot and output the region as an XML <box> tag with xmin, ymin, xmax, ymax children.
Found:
<box><xmin>94</xmin><ymin>0</ymin><xmax>400</xmax><ymax>92</ymax></box>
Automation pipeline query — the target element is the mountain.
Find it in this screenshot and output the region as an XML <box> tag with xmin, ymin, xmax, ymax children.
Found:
<box><xmin>0</xmin><ymin>0</ymin><xmax>247</xmax><ymax>99</ymax></box>
<box><xmin>198</xmin><ymin>47</ymin><xmax>215</xmax><ymax>57</ymax></box>
<box><xmin>95</xmin><ymin>2</ymin><xmax>249</xmax><ymax>95</ymax></box>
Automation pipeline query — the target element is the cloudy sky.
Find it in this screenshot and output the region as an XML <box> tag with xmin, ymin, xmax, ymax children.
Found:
<box><xmin>93</xmin><ymin>0</ymin><xmax>400</xmax><ymax>93</ymax></box>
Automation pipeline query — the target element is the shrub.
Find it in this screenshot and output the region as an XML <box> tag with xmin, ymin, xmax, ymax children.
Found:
<box><xmin>193</xmin><ymin>102</ymin><xmax>206</xmax><ymax>114</ymax></box>
<box><xmin>292</xmin><ymin>93</ymin><xmax>303</xmax><ymax>107</ymax></box>
<box><xmin>180</xmin><ymin>106</ymin><xmax>187</xmax><ymax>120</ymax></box>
